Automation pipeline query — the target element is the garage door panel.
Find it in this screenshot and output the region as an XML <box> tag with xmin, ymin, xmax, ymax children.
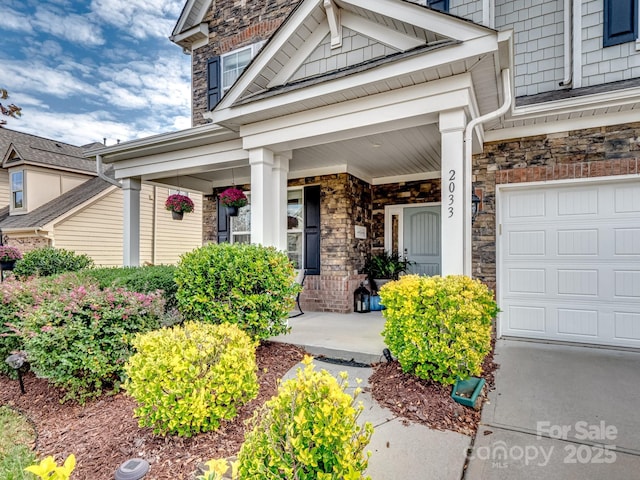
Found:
<box><xmin>500</xmin><ymin>180</ymin><xmax>640</xmax><ymax>348</ymax></box>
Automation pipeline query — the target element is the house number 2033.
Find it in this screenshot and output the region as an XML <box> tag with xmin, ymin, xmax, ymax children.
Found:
<box><xmin>448</xmin><ymin>169</ymin><xmax>456</xmax><ymax>218</ymax></box>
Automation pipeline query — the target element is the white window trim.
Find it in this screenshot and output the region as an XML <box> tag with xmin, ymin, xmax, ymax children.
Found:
<box><xmin>10</xmin><ymin>169</ymin><xmax>25</xmax><ymax>213</ymax></box>
<box><xmin>221</xmin><ymin>41</ymin><xmax>266</xmax><ymax>95</ymax></box>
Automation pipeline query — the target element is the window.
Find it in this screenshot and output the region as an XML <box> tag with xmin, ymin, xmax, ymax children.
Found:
<box><xmin>604</xmin><ymin>0</ymin><xmax>638</xmax><ymax>47</ymax></box>
<box><xmin>287</xmin><ymin>190</ymin><xmax>304</xmax><ymax>268</ymax></box>
<box><xmin>426</xmin><ymin>0</ymin><xmax>448</xmax><ymax>12</ymax></box>
<box><xmin>221</xmin><ymin>46</ymin><xmax>253</xmax><ymax>94</ymax></box>
<box><xmin>231</xmin><ymin>195</ymin><xmax>251</xmax><ymax>245</ymax></box>
<box><xmin>11</xmin><ymin>170</ymin><xmax>23</xmax><ymax>210</ymax></box>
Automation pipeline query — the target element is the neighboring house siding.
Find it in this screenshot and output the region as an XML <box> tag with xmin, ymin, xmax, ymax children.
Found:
<box><xmin>582</xmin><ymin>0</ymin><xmax>640</xmax><ymax>86</ymax></box>
<box><xmin>54</xmin><ymin>186</ymin><xmax>203</xmax><ymax>266</ymax></box>
<box><xmin>472</xmin><ymin>121</ymin><xmax>640</xmax><ymax>292</ymax></box>
<box><xmin>61</xmin><ymin>175</ymin><xmax>87</xmax><ymax>194</ymax></box>
<box><xmin>154</xmin><ymin>188</ymin><xmax>203</xmax><ymax>264</ymax></box>
<box><xmin>289</xmin><ymin>28</ymin><xmax>399</xmax><ymax>82</ymax></box>
<box><xmin>0</xmin><ymin>168</ymin><xmax>9</xmax><ymax>206</ymax></box>
<box><xmin>23</xmin><ymin>167</ymin><xmax>92</xmax><ymax>213</ymax></box>
<box><xmin>495</xmin><ymin>0</ymin><xmax>565</xmax><ymax>97</ymax></box>
<box><xmin>191</xmin><ymin>0</ymin><xmax>299</xmax><ymax>125</ymax></box>
<box><xmin>450</xmin><ymin>0</ymin><xmax>483</xmax><ymax>24</ymax></box>
<box><xmin>54</xmin><ymin>189</ymin><xmax>123</xmax><ymax>266</ymax></box>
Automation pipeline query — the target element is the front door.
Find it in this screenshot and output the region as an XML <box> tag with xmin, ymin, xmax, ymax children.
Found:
<box><xmin>403</xmin><ymin>206</ymin><xmax>441</xmax><ymax>275</ymax></box>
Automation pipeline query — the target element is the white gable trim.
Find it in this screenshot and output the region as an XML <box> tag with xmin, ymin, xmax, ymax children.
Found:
<box><xmin>342</xmin><ymin>0</ymin><xmax>494</xmax><ymax>41</ymax></box>
<box><xmin>212</xmin><ymin>34</ymin><xmax>496</xmax><ymax>125</ymax></box>
<box><xmin>268</xmin><ymin>19</ymin><xmax>331</xmax><ymax>88</ymax></box>
<box><xmin>342</xmin><ymin>11</ymin><xmax>423</xmax><ymax>50</ymax></box>
<box><xmin>172</xmin><ymin>0</ymin><xmax>211</xmax><ymax>38</ymax></box>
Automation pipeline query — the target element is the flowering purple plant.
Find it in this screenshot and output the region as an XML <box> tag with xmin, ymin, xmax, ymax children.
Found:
<box><xmin>219</xmin><ymin>187</ymin><xmax>248</xmax><ymax>208</ymax></box>
<box><xmin>0</xmin><ymin>245</ymin><xmax>22</xmax><ymax>262</ymax></box>
<box><xmin>165</xmin><ymin>194</ymin><xmax>195</xmax><ymax>214</ymax></box>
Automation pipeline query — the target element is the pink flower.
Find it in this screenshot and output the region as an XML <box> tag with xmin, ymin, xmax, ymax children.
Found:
<box><xmin>165</xmin><ymin>194</ymin><xmax>195</xmax><ymax>214</ymax></box>
<box><xmin>219</xmin><ymin>188</ymin><xmax>248</xmax><ymax>208</ymax></box>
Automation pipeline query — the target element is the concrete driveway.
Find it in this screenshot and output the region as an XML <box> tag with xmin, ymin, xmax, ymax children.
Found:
<box><xmin>466</xmin><ymin>339</ymin><xmax>640</xmax><ymax>479</ymax></box>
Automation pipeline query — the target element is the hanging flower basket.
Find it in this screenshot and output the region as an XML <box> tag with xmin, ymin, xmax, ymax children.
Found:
<box><xmin>0</xmin><ymin>246</ymin><xmax>21</xmax><ymax>272</ymax></box>
<box><xmin>219</xmin><ymin>188</ymin><xmax>248</xmax><ymax>208</ymax></box>
<box><xmin>165</xmin><ymin>194</ymin><xmax>194</xmax><ymax>220</ymax></box>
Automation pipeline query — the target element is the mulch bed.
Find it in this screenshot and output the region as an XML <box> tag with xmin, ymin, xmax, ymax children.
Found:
<box><xmin>369</xmin><ymin>337</ymin><xmax>499</xmax><ymax>437</ymax></box>
<box><xmin>0</xmin><ymin>342</ymin><xmax>304</xmax><ymax>480</ymax></box>
<box><xmin>1</xmin><ymin>339</ymin><xmax>498</xmax><ymax>479</ymax></box>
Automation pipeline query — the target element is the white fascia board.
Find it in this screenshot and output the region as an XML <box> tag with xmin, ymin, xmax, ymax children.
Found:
<box><xmin>86</xmin><ymin>124</ymin><xmax>235</xmax><ymax>162</ymax></box>
<box><xmin>172</xmin><ymin>0</ymin><xmax>212</xmax><ymax>38</ymax></box>
<box><xmin>268</xmin><ymin>19</ymin><xmax>330</xmax><ymax>88</ymax></box>
<box><xmin>241</xmin><ymin>89</ymin><xmax>469</xmax><ymax>151</ymax></box>
<box><xmin>242</xmin><ymin>73</ymin><xmax>472</xmax><ymax>137</ymax></box>
<box><xmin>215</xmin><ymin>0</ymin><xmax>325</xmax><ymax>110</ymax></box>
<box><xmin>341</xmin><ymin>11</ymin><xmax>423</xmax><ymax>50</ymax></box>
<box><xmin>486</xmin><ymin>108</ymin><xmax>640</xmax><ymax>142</ymax></box>
<box><xmin>213</xmin><ymin>34</ymin><xmax>498</xmax><ymax>124</ymax></box>
<box><xmin>342</xmin><ymin>0</ymin><xmax>494</xmax><ymax>41</ymax></box>
<box><xmin>372</xmin><ymin>171</ymin><xmax>440</xmax><ymax>185</ymax></box>
<box><xmin>170</xmin><ymin>23</ymin><xmax>209</xmax><ymax>49</ymax></box>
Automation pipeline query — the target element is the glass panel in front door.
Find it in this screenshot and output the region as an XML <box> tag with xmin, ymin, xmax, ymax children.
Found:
<box><xmin>403</xmin><ymin>206</ymin><xmax>441</xmax><ymax>276</ymax></box>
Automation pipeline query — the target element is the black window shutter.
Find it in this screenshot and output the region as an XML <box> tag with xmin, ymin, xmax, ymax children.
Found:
<box><xmin>207</xmin><ymin>56</ymin><xmax>221</xmax><ymax>110</ymax></box>
<box><xmin>604</xmin><ymin>0</ymin><xmax>637</xmax><ymax>47</ymax></box>
<box><xmin>427</xmin><ymin>0</ymin><xmax>449</xmax><ymax>12</ymax></box>
<box><xmin>216</xmin><ymin>196</ymin><xmax>231</xmax><ymax>243</ymax></box>
<box><xmin>304</xmin><ymin>185</ymin><xmax>321</xmax><ymax>275</ymax></box>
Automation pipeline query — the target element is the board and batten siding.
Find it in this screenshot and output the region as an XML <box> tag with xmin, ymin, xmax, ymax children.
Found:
<box><xmin>53</xmin><ymin>185</ymin><xmax>203</xmax><ymax>266</ymax></box>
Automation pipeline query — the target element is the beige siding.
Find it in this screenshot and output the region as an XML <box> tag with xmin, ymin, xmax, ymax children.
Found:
<box><xmin>0</xmin><ymin>168</ymin><xmax>9</xmax><ymax>206</ymax></box>
<box><xmin>26</xmin><ymin>170</ymin><xmax>61</xmax><ymax>212</ymax></box>
<box><xmin>53</xmin><ymin>188</ymin><xmax>124</xmax><ymax>266</ymax></box>
<box><xmin>61</xmin><ymin>175</ymin><xmax>87</xmax><ymax>193</ymax></box>
<box><xmin>53</xmin><ymin>185</ymin><xmax>203</xmax><ymax>267</ymax></box>
<box><xmin>155</xmin><ymin>188</ymin><xmax>203</xmax><ymax>264</ymax></box>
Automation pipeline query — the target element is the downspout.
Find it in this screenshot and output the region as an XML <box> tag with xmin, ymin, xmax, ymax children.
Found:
<box><xmin>559</xmin><ymin>0</ymin><xmax>572</xmax><ymax>87</ymax></box>
<box><xmin>96</xmin><ymin>154</ymin><xmax>122</xmax><ymax>188</ymax></box>
<box><xmin>463</xmin><ymin>68</ymin><xmax>512</xmax><ymax>276</ymax></box>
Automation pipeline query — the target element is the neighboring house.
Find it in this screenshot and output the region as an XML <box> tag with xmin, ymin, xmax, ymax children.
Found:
<box><xmin>89</xmin><ymin>0</ymin><xmax>640</xmax><ymax>350</ymax></box>
<box><xmin>0</xmin><ymin>128</ymin><xmax>203</xmax><ymax>265</ymax></box>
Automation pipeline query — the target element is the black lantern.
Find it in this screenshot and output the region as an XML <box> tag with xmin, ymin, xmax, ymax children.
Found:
<box><xmin>354</xmin><ymin>282</ymin><xmax>371</xmax><ymax>313</ymax></box>
<box><xmin>471</xmin><ymin>191</ymin><xmax>481</xmax><ymax>222</ymax></box>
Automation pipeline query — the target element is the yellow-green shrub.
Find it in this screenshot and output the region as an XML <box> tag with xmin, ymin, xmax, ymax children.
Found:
<box><xmin>124</xmin><ymin>321</ymin><xmax>258</xmax><ymax>437</ymax></box>
<box><xmin>380</xmin><ymin>275</ymin><xmax>498</xmax><ymax>385</ymax></box>
<box><xmin>237</xmin><ymin>356</ymin><xmax>373</xmax><ymax>480</ymax></box>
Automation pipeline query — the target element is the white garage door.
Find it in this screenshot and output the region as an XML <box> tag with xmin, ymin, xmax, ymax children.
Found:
<box><xmin>499</xmin><ymin>179</ymin><xmax>640</xmax><ymax>348</ymax></box>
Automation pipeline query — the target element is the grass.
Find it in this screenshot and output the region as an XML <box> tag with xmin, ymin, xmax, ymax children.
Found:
<box><xmin>0</xmin><ymin>405</ymin><xmax>37</xmax><ymax>479</ymax></box>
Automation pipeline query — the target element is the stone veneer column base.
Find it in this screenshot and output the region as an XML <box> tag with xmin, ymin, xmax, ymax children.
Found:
<box><xmin>299</xmin><ymin>274</ymin><xmax>368</xmax><ymax>313</ymax></box>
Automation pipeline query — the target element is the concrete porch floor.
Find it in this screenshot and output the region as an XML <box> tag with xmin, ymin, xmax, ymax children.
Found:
<box><xmin>271</xmin><ymin>311</ymin><xmax>387</xmax><ymax>365</ymax></box>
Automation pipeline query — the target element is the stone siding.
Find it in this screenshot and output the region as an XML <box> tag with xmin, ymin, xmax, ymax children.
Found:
<box><xmin>4</xmin><ymin>235</ymin><xmax>51</xmax><ymax>253</ymax></box>
<box><xmin>371</xmin><ymin>179</ymin><xmax>441</xmax><ymax>254</ymax></box>
<box><xmin>472</xmin><ymin>122</ymin><xmax>640</xmax><ymax>292</ymax></box>
<box><xmin>191</xmin><ymin>0</ymin><xmax>299</xmax><ymax>125</ymax></box>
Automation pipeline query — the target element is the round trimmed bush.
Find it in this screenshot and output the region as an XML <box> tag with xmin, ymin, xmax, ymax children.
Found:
<box><xmin>175</xmin><ymin>243</ymin><xmax>299</xmax><ymax>340</ymax></box>
<box><xmin>124</xmin><ymin>321</ymin><xmax>258</xmax><ymax>437</ymax></box>
<box><xmin>14</xmin><ymin>247</ymin><xmax>93</xmax><ymax>279</ymax></box>
<box><xmin>237</xmin><ymin>356</ymin><xmax>373</xmax><ymax>479</ymax></box>
<box><xmin>379</xmin><ymin>275</ymin><xmax>498</xmax><ymax>385</ymax></box>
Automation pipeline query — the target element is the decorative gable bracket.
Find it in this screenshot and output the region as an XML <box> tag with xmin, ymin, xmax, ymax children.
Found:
<box><xmin>323</xmin><ymin>0</ymin><xmax>342</xmax><ymax>49</ymax></box>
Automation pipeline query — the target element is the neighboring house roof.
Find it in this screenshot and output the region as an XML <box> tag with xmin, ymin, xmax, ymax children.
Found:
<box><xmin>0</xmin><ymin>128</ymin><xmax>98</xmax><ymax>174</ymax></box>
<box><xmin>0</xmin><ymin>172</ymin><xmax>115</xmax><ymax>231</ymax></box>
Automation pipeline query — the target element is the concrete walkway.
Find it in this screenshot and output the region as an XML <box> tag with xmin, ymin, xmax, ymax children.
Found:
<box><xmin>466</xmin><ymin>340</ymin><xmax>640</xmax><ymax>479</ymax></box>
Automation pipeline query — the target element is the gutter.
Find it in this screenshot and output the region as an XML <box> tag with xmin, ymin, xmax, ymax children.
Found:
<box><xmin>559</xmin><ymin>0</ymin><xmax>572</xmax><ymax>87</ymax></box>
<box><xmin>463</xmin><ymin>68</ymin><xmax>512</xmax><ymax>275</ymax></box>
<box><xmin>96</xmin><ymin>154</ymin><xmax>122</xmax><ymax>188</ymax></box>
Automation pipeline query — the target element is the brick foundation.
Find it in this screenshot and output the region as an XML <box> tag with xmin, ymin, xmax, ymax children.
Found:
<box><xmin>4</xmin><ymin>235</ymin><xmax>51</xmax><ymax>253</ymax></box>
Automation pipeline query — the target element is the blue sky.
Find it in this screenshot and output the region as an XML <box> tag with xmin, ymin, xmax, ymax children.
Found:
<box><xmin>0</xmin><ymin>0</ymin><xmax>192</xmax><ymax>146</ymax></box>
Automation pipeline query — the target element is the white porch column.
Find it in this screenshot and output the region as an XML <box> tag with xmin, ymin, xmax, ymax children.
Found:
<box><xmin>273</xmin><ymin>153</ymin><xmax>290</xmax><ymax>252</ymax></box>
<box><xmin>439</xmin><ymin>109</ymin><xmax>467</xmax><ymax>276</ymax></box>
<box><xmin>249</xmin><ymin>148</ymin><xmax>276</xmax><ymax>246</ymax></box>
<box><xmin>122</xmin><ymin>177</ymin><xmax>141</xmax><ymax>266</ymax></box>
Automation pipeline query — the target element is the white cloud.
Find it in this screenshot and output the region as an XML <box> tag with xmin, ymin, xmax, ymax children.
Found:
<box><xmin>90</xmin><ymin>0</ymin><xmax>183</xmax><ymax>39</ymax></box>
<box><xmin>2</xmin><ymin>7</ymin><xmax>34</xmax><ymax>33</ymax></box>
<box><xmin>32</xmin><ymin>5</ymin><xmax>105</xmax><ymax>46</ymax></box>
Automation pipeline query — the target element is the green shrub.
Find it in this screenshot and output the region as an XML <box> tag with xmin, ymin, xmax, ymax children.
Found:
<box><xmin>13</xmin><ymin>247</ymin><xmax>93</xmax><ymax>279</ymax></box>
<box><xmin>124</xmin><ymin>321</ymin><xmax>258</xmax><ymax>437</ymax></box>
<box><xmin>380</xmin><ymin>275</ymin><xmax>498</xmax><ymax>385</ymax></box>
<box><xmin>237</xmin><ymin>356</ymin><xmax>373</xmax><ymax>479</ymax></box>
<box><xmin>22</xmin><ymin>284</ymin><xmax>164</xmax><ymax>403</ymax></box>
<box><xmin>79</xmin><ymin>266</ymin><xmax>178</xmax><ymax>311</ymax></box>
<box><xmin>175</xmin><ymin>243</ymin><xmax>299</xmax><ymax>340</ymax></box>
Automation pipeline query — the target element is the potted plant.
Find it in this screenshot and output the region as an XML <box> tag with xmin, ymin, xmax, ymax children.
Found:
<box><xmin>165</xmin><ymin>194</ymin><xmax>195</xmax><ymax>220</ymax></box>
<box><xmin>0</xmin><ymin>245</ymin><xmax>22</xmax><ymax>271</ymax></box>
<box><xmin>219</xmin><ymin>187</ymin><xmax>248</xmax><ymax>216</ymax></box>
<box><xmin>364</xmin><ymin>251</ymin><xmax>412</xmax><ymax>292</ymax></box>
